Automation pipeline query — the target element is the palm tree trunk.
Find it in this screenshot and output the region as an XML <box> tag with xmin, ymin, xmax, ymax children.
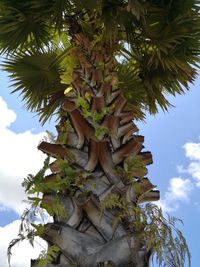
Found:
<box><xmin>33</xmin><ymin>31</ymin><xmax>159</xmax><ymax>267</ymax></box>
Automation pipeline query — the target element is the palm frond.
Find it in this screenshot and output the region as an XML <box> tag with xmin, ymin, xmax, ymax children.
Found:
<box><xmin>117</xmin><ymin>62</ymin><xmax>147</xmax><ymax>119</ymax></box>
<box><xmin>29</xmin><ymin>0</ymin><xmax>76</xmax><ymax>32</ymax></box>
<box><xmin>3</xmin><ymin>48</ymin><xmax>66</xmax><ymax>123</ymax></box>
<box><xmin>0</xmin><ymin>0</ymin><xmax>87</xmax><ymax>53</ymax></box>
<box><xmin>117</xmin><ymin>61</ymin><xmax>173</xmax><ymax>115</ymax></box>
<box><xmin>0</xmin><ymin>0</ymin><xmax>53</xmax><ymax>53</ymax></box>
<box><xmin>116</xmin><ymin>0</ymin><xmax>200</xmax><ymax>114</ymax></box>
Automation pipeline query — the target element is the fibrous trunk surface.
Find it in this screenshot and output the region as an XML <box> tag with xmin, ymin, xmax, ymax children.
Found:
<box><xmin>33</xmin><ymin>32</ymin><xmax>159</xmax><ymax>267</ymax></box>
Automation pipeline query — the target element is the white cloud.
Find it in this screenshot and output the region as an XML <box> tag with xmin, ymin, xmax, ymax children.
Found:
<box><xmin>0</xmin><ymin>220</ymin><xmax>47</xmax><ymax>267</ymax></box>
<box><xmin>159</xmin><ymin>177</ymin><xmax>193</xmax><ymax>212</ymax></box>
<box><xmin>0</xmin><ymin>97</ymin><xmax>16</xmax><ymax>128</ymax></box>
<box><xmin>160</xmin><ymin>140</ymin><xmax>200</xmax><ymax>212</ymax></box>
<box><xmin>179</xmin><ymin>141</ymin><xmax>200</xmax><ymax>186</ymax></box>
<box><xmin>186</xmin><ymin>162</ymin><xmax>200</xmax><ymax>187</ymax></box>
<box><xmin>0</xmin><ymin>96</ymin><xmax>47</xmax><ymax>214</ymax></box>
<box><xmin>168</xmin><ymin>177</ymin><xmax>193</xmax><ymax>200</ymax></box>
<box><xmin>183</xmin><ymin>142</ymin><xmax>200</xmax><ymax>161</ymax></box>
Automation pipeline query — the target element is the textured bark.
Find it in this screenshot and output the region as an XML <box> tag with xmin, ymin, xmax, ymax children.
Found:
<box><xmin>32</xmin><ymin>31</ymin><xmax>159</xmax><ymax>267</ymax></box>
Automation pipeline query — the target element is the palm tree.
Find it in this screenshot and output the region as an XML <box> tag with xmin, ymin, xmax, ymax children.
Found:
<box><xmin>1</xmin><ymin>1</ymin><xmax>200</xmax><ymax>266</ymax></box>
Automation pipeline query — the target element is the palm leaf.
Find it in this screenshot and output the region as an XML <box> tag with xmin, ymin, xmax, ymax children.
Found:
<box><xmin>0</xmin><ymin>0</ymin><xmax>53</xmax><ymax>53</ymax></box>
<box><xmin>117</xmin><ymin>0</ymin><xmax>200</xmax><ymax>114</ymax></box>
<box><xmin>3</xmin><ymin>48</ymin><xmax>66</xmax><ymax>123</ymax></box>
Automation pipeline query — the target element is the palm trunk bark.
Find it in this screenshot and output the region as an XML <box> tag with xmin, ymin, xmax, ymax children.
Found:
<box><xmin>32</xmin><ymin>30</ymin><xmax>159</xmax><ymax>267</ymax></box>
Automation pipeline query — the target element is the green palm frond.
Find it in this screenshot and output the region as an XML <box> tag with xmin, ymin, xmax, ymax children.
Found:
<box><xmin>116</xmin><ymin>0</ymin><xmax>200</xmax><ymax>114</ymax></box>
<box><xmin>0</xmin><ymin>0</ymin><xmax>53</xmax><ymax>53</ymax></box>
<box><xmin>119</xmin><ymin>73</ymin><xmax>166</xmax><ymax>116</ymax></box>
<box><xmin>29</xmin><ymin>0</ymin><xmax>76</xmax><ymax>32</ymax></box>
<box><xmin>118</xmin><ymin>57</ymin><xmax>188</xmax><ymax>115</ymax></box>
<box><xmin>117</xmin><ymin>62</ymin><xmax>147</xmax><ymax>119</ymax></box>
<box><xmin>0</xmin><ymin>0</ymin><xmax>86</xmax><ymax>53</ymax></box>
<box><xmin>3</xmin><ymin>48</ymin><xmax>66</xmax><ymax>123</ymax></box>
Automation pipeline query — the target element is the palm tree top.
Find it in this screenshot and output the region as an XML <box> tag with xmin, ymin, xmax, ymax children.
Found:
<box><xmin>1</xmin><ymin>0</ymin><xmax>200</xmax><ymax>123</ymax></box>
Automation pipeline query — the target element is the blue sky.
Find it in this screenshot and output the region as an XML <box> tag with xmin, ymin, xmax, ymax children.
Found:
<box><xmin>0</xmin><ymin>71</ymin><xmax>200</xmax><ymax>266</ymax></box>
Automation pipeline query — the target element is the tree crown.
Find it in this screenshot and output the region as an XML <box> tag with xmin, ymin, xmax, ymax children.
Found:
<box><xmin>0</xmin><ymin>0</ymin><xmax>200</xmax><ymax>122</ymax></box>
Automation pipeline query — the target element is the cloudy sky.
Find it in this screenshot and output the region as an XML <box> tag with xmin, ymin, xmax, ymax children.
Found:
<box><xmin>0</xmin><ymin>71</ymin><xmax>200</xmax><ymax>266</ymax></box>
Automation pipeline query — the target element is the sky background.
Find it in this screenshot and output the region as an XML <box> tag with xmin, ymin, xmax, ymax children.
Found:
<box><xmin>0</xmin><ymin>70</ymin><xmax>200</xmax><ymax>266</ymax></box>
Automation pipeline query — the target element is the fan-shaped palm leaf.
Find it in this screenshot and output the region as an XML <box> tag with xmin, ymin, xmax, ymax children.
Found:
<box><xmin>0</xmin><ymin>0</ymin><xmax>53</xmax><ymax>53</ymax></box>
<box><xmin>3</xmin><ymin>48</ymin><xmax>67</xmax><ymax>123</ymax></box>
